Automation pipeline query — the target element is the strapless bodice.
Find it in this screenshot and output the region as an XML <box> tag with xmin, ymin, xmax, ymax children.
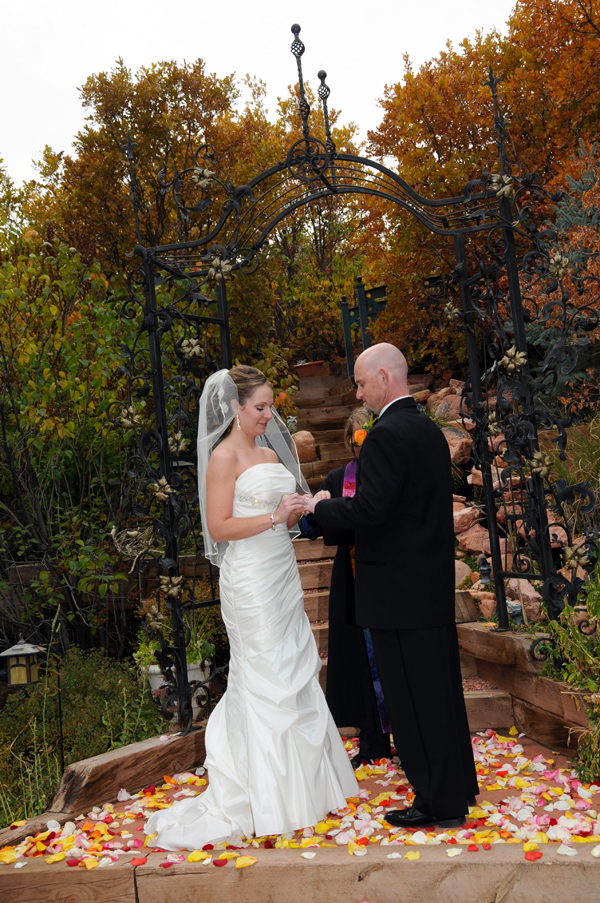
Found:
<box><xmin>232</xmin><ymin>462</ymin><xmax>295</xmax><ymax>519</ymax></box>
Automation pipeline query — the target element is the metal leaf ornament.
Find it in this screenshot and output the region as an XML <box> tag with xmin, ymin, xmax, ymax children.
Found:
<box><xmin>499</xmin><ymin>345</ymin><xmax>528</xmax><ymax>375</ymax></box>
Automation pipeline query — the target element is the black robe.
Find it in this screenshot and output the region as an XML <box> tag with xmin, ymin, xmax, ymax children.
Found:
<box><xmin>304</xmin><ymin>465</ymin><xmax>389</xmax><ymax>759</ymax></box>
<box><xmin>314</xmin><ymin>398</ymin><xmax>479</xmax><ymax>817</ymax></box>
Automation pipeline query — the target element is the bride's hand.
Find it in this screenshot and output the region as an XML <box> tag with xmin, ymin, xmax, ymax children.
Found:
<box><xmin>273</xmin><ymin>493</ymin><xmax>307</xmax><ymax>525</ymax></box>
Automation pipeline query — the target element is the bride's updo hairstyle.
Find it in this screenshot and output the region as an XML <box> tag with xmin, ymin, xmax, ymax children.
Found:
<box><xmin>229</xmin><ymin>365</ymin><xmax>269</xmax><ymax>405</ymax></box>
<box><xmin>219</xmin><ymin>365</ymin><xmax>270</xmax><ymax>439</ymax></box>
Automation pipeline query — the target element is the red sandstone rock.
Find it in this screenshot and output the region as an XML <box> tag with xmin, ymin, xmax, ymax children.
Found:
<box><xmin>437</xmin><ymin>386</ymin><xmax>456</xmax><ymax>400</ymax></box>
<box><xmin>412</xmin><ymin>389</ymin><xmax>431</xmax><ymax>404</ymax></box>
<box><xmin>453</xmin><ymin>506</ymin><xmax>481</xmax><ymax>534</ymax></box>
<box><xmin>458</xmin><ymin>523</ymin><xmax>488</xmax><ymax>554</ymax></box>
<box><xmin>443</xmin><ymin>428</ymin><xmax>473</xmax><ymax>466</ymax></box>
<box><xmin>449</xmin><ymin>379</ymin><xmax>465</xmax><ymax>392</ymax></box>
<box><xmin>431</xmin><ymin>394</ymin><xmax>464</xmax><ymax>422</ymax></box>
<box><xmin>455</xmin><ymin>559</ymin><xmax>473</xmax><ymax>587</ymax></box>
<box><xmin>505</xmin><ymin>578</ymin><xmax>542</xmax><ymax>607</ymax></box>
<box><xmin>478</xmin><ymin>595</ymin><xmax>497</xmax><ymax>620</ymax></box>
<box><xmin>482</xmin><ymin>535</ymin><xmax>509</xmax><ymax>558</ymax></box>
<box><xmin>292</xmin><ymin>430</ymin><xmax>317</xmax><ymax>463</ymax></box>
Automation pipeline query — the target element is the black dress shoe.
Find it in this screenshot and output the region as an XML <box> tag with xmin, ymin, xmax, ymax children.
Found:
<box><xmin>351</xmin><ymin>753</ymin><xmax>377</xmax><ymax>769</ymax></box>
<box><xmin>384</xmin><ymin>805</ymin><xmax>466</xmax><ymax>830</ymax></box>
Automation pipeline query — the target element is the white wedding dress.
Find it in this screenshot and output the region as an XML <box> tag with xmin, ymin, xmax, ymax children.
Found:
<box><xmin>145</xmin><ymin>463</ymin><xmax>358</xmax><ymax>850</ymax></box>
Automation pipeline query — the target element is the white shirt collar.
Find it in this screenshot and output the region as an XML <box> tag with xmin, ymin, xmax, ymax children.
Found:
<box><xmin>378</xmin><ymin>395</ymin><xmax>413</xmax><ymax>418</ymax></box>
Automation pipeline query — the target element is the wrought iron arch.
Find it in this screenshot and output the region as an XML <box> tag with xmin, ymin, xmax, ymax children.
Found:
<box><xmin>119</xmin><ymin>23</ymin><xmax>599</xmax><ymax>731</ymax></box>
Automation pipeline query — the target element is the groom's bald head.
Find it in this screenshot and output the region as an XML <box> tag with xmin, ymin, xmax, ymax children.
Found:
<box><xmin>354</xmin><ymin>343</ymin><xmax>409</xmax><ymax>415</ymax></box>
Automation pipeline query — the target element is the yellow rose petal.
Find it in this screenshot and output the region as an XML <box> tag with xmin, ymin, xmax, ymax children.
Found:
<box><xmin>83</xmin><ymin>857</ymin><xmax>99</xmax><ymax>869</ymax></box>
<box><xmin>523</xmin><ymin>842</ymin><xmax>539</xmax><ymax>852</ymax></box>
<box><xmin>236</xmin><ymin>855</ymin><xmax>258</xmax><ymax>868</ymax></box>
<box><xmin>314</xmin><ymin>822</ymin><xmax>329</xmax><ymax>835</ymax></box>
<box><xmin>188</xmin><ymin>850</ymin><xmax>210</xmax><ymax>862</ymax></box>
<box><xmin>0</xmin><ymin>849</ymin><xmax>17</xmax><ymax>865</ymax></box>
<box><xmin>218</xmin><ymin>851</ymin><xmax>240</xmax><ymax>860</ymax></box>
<box><xmin>404</xmin><ymin>851</ymin><xmax>420</xmax><ymax>860</ymax></box>
<box><xmin>46</xmin><ymin>852</ymin><xmax>66</xmax><ymax>864</ymax></box>
<box><xmin>509</xmin><ymin>726</ymin><xmax>519</xmax><ymax>736</ymax></box>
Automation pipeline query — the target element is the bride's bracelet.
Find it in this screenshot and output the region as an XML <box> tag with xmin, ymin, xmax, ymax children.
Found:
<box><xmin>270</xmin><ymin>513</ymin><xmax>276</xmax><ymax>530</ymax></box>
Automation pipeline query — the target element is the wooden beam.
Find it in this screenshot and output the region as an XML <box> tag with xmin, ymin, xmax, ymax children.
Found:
<box><xmin>0</xmin><ymin>729</ymin><xmax>207</xmax><ymax>848</ymax></box>
<box><xmin>464</xmin><ymin>690</ymin><xmax>513</xmax><ymax>731</ymax></box>
<box><xmin>457</xmin><ymin>622</ymin><xmax>547</xmax><ymax>674</ymax></box>
<box><xmin>512</xmin><ymin>698</ymin><xmax>582</xmax><ymax>755</ymax></box>
<box><xmin>455</xmin><ymin>590</ymin><xmax>480</xmax><ymax>623</ymax></box>
<box><xmin>0</xmin><ymin>856</ymin><xmax>136</xmax><ymax>903</ymax></box>
<box><xmin>475</xmin><ymin>660</ymin><xmax>590</xmax><ymax>728</ymax></box>
<box><xmin>293</xmin><ymin>538</ymin><xmax>337</xmax><ymax>561</ymax></box>
<box><xmin>298</xmin><ymin>560</ymin><xmax>334</xmax><ymax>590</ymax></box>
<box><xmin>304</xmin><ymin>590</ymin><xmax>329</xmax><ymax>621</ymax></box>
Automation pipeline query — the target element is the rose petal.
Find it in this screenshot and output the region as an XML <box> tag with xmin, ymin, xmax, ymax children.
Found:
<box><xmin>525</xmin><ymin>850</ymin><xmax>543</xmax><ymax>861</ymax></box>
<box><xmin>236</xmin><ymin>856</ymin><xmax>258</xmax><ymax>868</ymax></box>
<box><xmin>301</xmin><ymin>851</ymin><xmax>317</xmax><ymax>859</ymax></box>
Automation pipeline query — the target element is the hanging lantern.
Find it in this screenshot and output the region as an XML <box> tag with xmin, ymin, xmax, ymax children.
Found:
<box><xmin>0</xmin><ymin>635</ymin><xmax>45</xmax><ymax>687</ymax></box>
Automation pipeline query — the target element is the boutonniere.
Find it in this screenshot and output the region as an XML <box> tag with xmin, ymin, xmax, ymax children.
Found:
<box><xmin>353</xmin><ymin>413</ymin><xmax>378</xmax><ymax>447</ymax></box>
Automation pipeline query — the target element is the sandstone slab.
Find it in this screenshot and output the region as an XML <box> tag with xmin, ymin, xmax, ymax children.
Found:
<box><xmin>442</xmin><ymin>427</ymin><xmax>472</xmax><ymax>466</ymax></box>
<box><xmin>458</xmin><ymin>522</ymin><xmax>488</xmax><ymax>554</ymax></box>
<box><xmin>453</xmin><ymin>505</ymin><xmax>481</xmax><ymax>534</ymax></box>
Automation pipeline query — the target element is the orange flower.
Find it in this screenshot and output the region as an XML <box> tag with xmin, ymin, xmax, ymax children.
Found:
<box><xmin>274</xmin><ymin>391</ymin><xmax>289</xmax><ymax>409</ymax></box>
<box><xmin>353</xmin><ymin>429</ymin><xmax>368</xmax><ymax>447</ymax></box>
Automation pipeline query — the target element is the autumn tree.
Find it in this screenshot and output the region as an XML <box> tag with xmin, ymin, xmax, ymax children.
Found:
<box><xmin>367</xmin><ymin>0</ymin><xmax>600</xmax><ymax>373</ymax></box>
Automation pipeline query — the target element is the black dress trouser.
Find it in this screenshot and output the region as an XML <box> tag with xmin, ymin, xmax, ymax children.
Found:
<box><xmin>370</xmin><ymin>623</ymin><xmax>479</xmax><ymax>818</ymax></box>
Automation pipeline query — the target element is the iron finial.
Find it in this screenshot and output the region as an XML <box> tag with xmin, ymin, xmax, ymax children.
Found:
<box><xmin>122</xmin><ymin>131</ymin><xmax>142</xmax><ymax>245</ymax></box>
<box><xmin>318</xmin><ymin>70</ymin><xmax>336</xmax><ymax>155</ymax></box>
<box><xmin>290</xmin><ymin>23</ymin><xmax>311</xmax><ymax>143</ymax></box>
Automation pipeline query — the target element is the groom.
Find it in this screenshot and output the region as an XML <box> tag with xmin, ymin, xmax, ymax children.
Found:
<box><xmin>303</xmin><ymin>343</ymin><xmax>478</xmax><ymax>828</ymax></box>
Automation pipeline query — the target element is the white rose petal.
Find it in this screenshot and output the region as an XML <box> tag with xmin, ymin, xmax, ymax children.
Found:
<box><xmin>557</xmin><ymin>844</ymin><xmax>578</xmax><ymax>857</ymax></box>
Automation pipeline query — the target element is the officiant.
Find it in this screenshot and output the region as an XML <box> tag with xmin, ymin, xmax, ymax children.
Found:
<box><xmin>299</xmin><ymin>406</ymin><xmax>391</xmax><ymax>767</ymax></box>
<box><xmin>302</xmin><ymin>343</ymin><xmax>479</xmax><ymax>829</ymax></box>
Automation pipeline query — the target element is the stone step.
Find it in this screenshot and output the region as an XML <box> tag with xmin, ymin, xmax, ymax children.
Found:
<box><xmin>304</xmin><ymin>590</ymin><xmax>329</xmax><ymax>621</ymax></box>
<box><xmin>298</xmin><ymin>559</ymin><xmax>334</xmax><ymax>590</ymax></box>
<box><xmin>298</xmin><ymin>404</ymin><xmax>356</xmax><ymax>432</ymax></box>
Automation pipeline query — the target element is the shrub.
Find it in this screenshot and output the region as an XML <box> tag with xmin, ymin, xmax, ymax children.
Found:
<box><xmin>0</xmin><ymin>647</ymin><xmax>162</xmax><ymax>826</ymax></box>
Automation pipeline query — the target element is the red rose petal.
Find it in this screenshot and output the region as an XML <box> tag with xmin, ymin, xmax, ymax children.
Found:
<box><xmin>482</xmin><ymin>843</ymin><xmax>492</xmax><ymax>851</ymax></box>
<box><xmin>213</xmin><ymin>859</ymin><xmax>227</xmax><ymax>867</ymax></box>
<box><xmin>264</xmin><ymin>840</ymin><xmax>274</xmax><ymax>849</ymax></box>
<box><xmin>525</xmin><ymin>850</ymin><xmax>543</xmax><ymax>861</ymax></box>
<box><xmin>468</xmin><ymin>844</ymin><xmax>478</xmax><ymax>852</ymax></box>
<box><xmin>130</xmin><ymin>857</ymin><xmax>147</xmax><ymax>866</ymax></box>
<box><xmin>159</xmin><ymin>861</ymin><xmax>173</xmax><ymax>868</ymax></box>
<box><xmin>202</xmin><ymin>843</ymin><xmax>214</xmax><ymax>851</ymax></box>
<box><xmin>66</xmin><ymin>859</ymin><xmax>79</xmax><ymax>867</ymax></box>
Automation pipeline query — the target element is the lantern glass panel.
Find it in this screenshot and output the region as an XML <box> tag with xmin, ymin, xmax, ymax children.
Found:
<box><xmin>9</xmin><ymin>656</ymin><xmax>28</xmax><ymax>686</ymax></box>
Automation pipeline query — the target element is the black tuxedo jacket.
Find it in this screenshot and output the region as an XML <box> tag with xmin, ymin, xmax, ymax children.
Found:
<box><xmin>314</xmin><ymin>397</ymin><xmax>455</xmax><ymax>630</ymax></box>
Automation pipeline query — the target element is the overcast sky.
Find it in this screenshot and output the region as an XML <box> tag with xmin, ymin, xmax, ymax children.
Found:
<box><xmin>3</xmin><ymin>0</ymin><xmax>516</xmax><ymax>185</ymax></box>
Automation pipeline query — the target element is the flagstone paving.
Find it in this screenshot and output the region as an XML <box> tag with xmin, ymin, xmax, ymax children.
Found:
<box><xmin>2</xmin><ymin>728</ymin><xmax>600</xmax><ymax>876</ymax></box>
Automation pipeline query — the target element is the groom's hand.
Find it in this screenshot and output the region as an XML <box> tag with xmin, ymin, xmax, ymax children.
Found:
<box><xmin>302</xmin><ymin>491</ymin><xmax>330</xmax><ymax>514</ymax></box>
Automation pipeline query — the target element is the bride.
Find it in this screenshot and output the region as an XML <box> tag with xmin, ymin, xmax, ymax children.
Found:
<box><xmin>145</xmin><ymin>366</ymin><xmax>358</xmax><ymax>850</ymax></box>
